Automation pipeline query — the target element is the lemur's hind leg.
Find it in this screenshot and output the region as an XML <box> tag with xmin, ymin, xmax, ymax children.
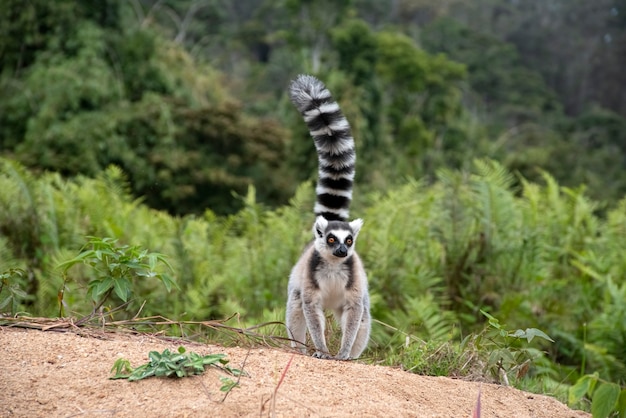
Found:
<box><xmin>286</xmin><ymin>289</ymin><xmax>307</xmax><ymax>353</ymax></box>
<box><xmin>349</xmin><ymin>304</ymin><xmax>371</xmax><ymax>359</ymax></box>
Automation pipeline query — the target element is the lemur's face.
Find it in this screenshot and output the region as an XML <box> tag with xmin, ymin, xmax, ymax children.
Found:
<box><xmin>312</xmin><ymin>216</ymin><xmax>363</xmax><ymax>259</ymax></box>
<box><xmin>323</xmin><ymin>229</ymin><xmax>354</xmax><ymax>258</ymax></box>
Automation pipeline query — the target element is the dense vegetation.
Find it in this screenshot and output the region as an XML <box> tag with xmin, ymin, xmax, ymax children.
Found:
<box><xmin>2</xmin><ymin>0</ymin><xmax>626</xmax><ymax>413</ymax></box>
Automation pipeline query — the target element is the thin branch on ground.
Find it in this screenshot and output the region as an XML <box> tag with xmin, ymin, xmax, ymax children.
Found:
<box><xmin>0</xmin><ymin>314</ymin><xmax>294</xmax><ymax>351</ymax></box>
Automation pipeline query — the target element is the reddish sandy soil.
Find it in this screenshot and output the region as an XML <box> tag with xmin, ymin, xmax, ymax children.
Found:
<box><xmin>0</xmin><ymin>326</ymin><xmax>589</xmax><ymax>418</ymax></box>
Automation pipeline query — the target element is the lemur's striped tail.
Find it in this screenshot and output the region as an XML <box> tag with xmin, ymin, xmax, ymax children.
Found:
<box><xmin>289</xmin><ymin>74</ymin><xmax>356</xmax><ymax>222</ymax></box>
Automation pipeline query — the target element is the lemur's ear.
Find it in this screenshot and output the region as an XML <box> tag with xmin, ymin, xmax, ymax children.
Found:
<box><xmin>349</xmin><ymin>218</ymin><xmax>363</xmax><ymax>237</ymax></box>
<box><xmin>313</xmin><ymin>216</ymin><xmax>328</xmax><ymax>238</ymax></box>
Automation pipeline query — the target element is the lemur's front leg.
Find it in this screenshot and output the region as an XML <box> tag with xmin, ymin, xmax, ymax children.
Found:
<box><xmin>335</xmin><ymin>302</ymin><xmax>364</xmax><ymax>360</ymax></box>
<box><xmin>303</xmin><ymin>299</ymin><xmax>331</xmax><ymax>359</ymax></box>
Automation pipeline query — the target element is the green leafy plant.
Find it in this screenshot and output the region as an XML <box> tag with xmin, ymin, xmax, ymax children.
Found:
<box><xmin>471</xmin><ymin>310</ymin><xmax>555</xmax><ymax>385</ymax></box>
<box><xmin>58</xmin><ymin>236</ymin><xmax>177</xmax><ymax>316</ymax></box>
<box><xmin>569</xmin><ymin>373</ymin><xmax>626</xmax><ymax>418</ymax></box>
<box><xmin>0</xmin><ymin>268</ymin><xmax>29</xmax><ymax>314</ymax></box>
<box><xmin>110</xmin><ymin>346</ymin><xmax>243</xmax><ymax>393</ymax></box>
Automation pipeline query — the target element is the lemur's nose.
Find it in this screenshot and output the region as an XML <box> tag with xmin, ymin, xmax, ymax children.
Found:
<box><xmin>334</xmin><ymin>244</ymin><xmax>348</xmax><ymax>257</ymax></box>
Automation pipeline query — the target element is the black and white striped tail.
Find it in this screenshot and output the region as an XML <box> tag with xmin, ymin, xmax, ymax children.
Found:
<box><xmin>289</xmin><ymin>74</ymin><xmax>356</xmax><ymax>222</ymax></box>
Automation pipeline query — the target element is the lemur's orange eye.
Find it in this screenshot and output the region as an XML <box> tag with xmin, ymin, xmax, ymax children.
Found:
<box><xmin>346</xmin><ymin>238</ymin><xmax>353</xmax><ymax>246</ymax></box>
<box><xmin>327</xmin><ymin>236</ymin><xmax>335</xmax><ymax>244</ymax></box>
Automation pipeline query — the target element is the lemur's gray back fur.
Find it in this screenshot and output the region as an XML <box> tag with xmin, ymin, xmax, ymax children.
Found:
<box><xmin>289</xmin><ymin>74</ymin><xmax>356</xmax><ymax>222</ymax></box>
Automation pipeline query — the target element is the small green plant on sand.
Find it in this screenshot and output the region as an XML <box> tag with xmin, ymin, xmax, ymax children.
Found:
<box><xmin>58</xmin><ymin>236</ymin><xmax>177</xmax><ymax>316</ymax></box>
<box><xmin>111</xmin><ymin>346</ymin><xmax>243</xmax><ymax>393</ymax></box>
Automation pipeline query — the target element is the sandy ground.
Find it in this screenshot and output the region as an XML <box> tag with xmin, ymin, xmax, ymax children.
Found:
<box><xmin>0</xmin><ymin>326</ymin><xmax>589</xmax><ymax>418</ymax></box>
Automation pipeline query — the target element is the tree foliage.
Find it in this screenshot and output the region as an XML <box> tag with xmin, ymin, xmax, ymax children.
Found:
<box><xmin>0</xmin><ymin>0</ymin><xmax>292</xmax><ymax>216</ymax></box>
<box><xmin>2</xmin><ymin>0</ymin><xmax>626</xmax><ymax>210</ymax></box>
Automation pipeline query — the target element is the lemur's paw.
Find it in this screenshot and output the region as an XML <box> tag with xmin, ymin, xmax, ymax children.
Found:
<box><xmin>312</xmin><ymin>351</ymin><xmax>332</xmax><ymax>360</ymax></box>
<box><xmin>333</xmin><ymin>352</ymin><xmax>352</xmax><ymax>361</ymax></box>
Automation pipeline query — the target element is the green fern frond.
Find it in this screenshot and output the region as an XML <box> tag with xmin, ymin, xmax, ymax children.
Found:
<box><xmin>99</xmin><ymin>165</ymin><xmax>133</xmax><ymax>200</ymax></box>
<box><xmin>394</xmin><ymin>294</ymin><xmax>458</xmax><ymax>342</ymax></box>
<box><xmin>0</xmin><ymin>158</ymin><xmax>36</xmax><ymax>209</ymax></box>
<box><xmin>470</xmin><ymin>161</ymin><xmax>520</xmax><ymax>244</ymax></box>
<box><xmin>472</xmin><ymin>158</ymin><xmax>516</xmax><ymax>191</ymax></box>
<box><xmin>0</xmin><ymin>237</ymin><xmax>24</xmax><ymax>273</ymax></box>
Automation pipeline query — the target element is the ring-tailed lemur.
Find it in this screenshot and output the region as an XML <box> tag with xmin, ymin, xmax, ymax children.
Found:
<box><xmin>285</xmin><ymin>74</ymin><xmax>371</xmax><ymax>360</ymax></box>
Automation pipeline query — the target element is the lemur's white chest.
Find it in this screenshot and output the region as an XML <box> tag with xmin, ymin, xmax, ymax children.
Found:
<box><xmin>315</xmin><ymin>261</ymin><xmax>351</xmax><ymax>310</ymax></box>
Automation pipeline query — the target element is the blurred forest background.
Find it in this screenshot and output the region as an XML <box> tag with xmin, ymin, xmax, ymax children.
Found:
<box><xmin>1</xmin><ymin>0</ymin><xmax>625</xmax><ymax>409</ymax></box>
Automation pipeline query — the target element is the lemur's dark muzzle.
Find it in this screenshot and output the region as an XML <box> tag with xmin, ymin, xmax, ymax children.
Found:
<box><xmin>333</xmin><ymin>244</ymin><xmax>348</xmax><ymax>258</ymax></box>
